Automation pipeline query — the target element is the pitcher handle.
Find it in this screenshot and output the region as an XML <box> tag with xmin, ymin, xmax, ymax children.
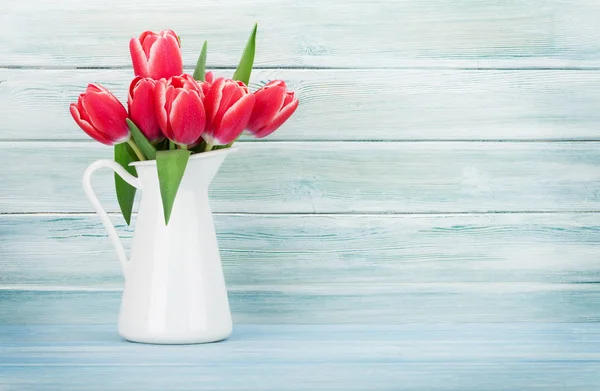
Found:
<box><xmin>83</xmin><ymin>160</ymin><xmax>142</xmax><ymax>279</ymax></box>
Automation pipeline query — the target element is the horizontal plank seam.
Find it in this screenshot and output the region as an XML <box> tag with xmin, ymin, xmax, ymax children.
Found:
<box><xmin>5</xmin><ymin>65</ymin><xmax>600</xmax><ymax>71</ymax></box>
<box><xmin>2</xmin><ymin>211</ymin><xmax>600</xmax><ymax>217</ymax></box>
<box><xmin>7</xmin><ymin>362</ymin><xmax>600</xmax><ymax>368</ymax></box>
<box><xmin>2</xmin><ymin>282</ymin><xmax>600</xmax><ymax>292</ymax></box>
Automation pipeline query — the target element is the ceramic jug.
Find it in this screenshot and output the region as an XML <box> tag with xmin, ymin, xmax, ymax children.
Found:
<box><xmin>82</xmin><ymin>148</ymin><xmax>234</xmax><ymax>344</ymax></box>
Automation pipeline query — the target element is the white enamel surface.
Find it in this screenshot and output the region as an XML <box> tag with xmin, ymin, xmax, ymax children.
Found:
<box><xmin>83</xmin><ymin>149</ymin><xmax>234</xmax><ymax>344</ymax></box>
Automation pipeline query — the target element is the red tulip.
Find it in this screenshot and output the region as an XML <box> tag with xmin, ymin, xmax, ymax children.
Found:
<box><xmin>246</xmin><ymin>80</ymin><xmax>299</xmax><ymax>138</ymax></box>
<box><xmin>203</xmin><ymin>78</ymin><xmax>255</xmax><ymax>146</ymax></box>
<box><xmin>154</xmin><ymin>74</ymin><xmax>206</xmax><ymax>146</ymax></box>
<box><xmin>129</xmin><ymin>30</ymin><xmax>183</xmax><ymax>80</ymax></box>
<box><xmin>128</xmin><ymin>77</ymin><xmax>161</xmax><ymax>142</ymax></box>
<box><xmin>69</xmin><ymin>84</ymin><xmax>130</xmax><ymax>145</ymax></box>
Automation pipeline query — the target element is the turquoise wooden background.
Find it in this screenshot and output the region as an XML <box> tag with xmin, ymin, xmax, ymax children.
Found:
<box><xmin>2</xmin><ymin>0</ymin><xmax>600</xmax><ymax>389</ymax></box>
<box><xmin>2</xmin><ymin>0</ymin><xmax>600</xmax><ymax>324</ymax></box>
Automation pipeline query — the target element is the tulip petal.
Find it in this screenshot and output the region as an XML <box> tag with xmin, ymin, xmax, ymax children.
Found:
<box><xmin>205</xmin><ymin>71</ymin><xmax>215</xmax><ymax>84</ymax></box>
<box><xmin>253</xmin><ymin>97</ymin><xmax>299</xmax><ymax>138</ymax></box>
<box><xmin>76</xmin><ymin>95</ymin><xmax>92</xmax><ymax>124</ymax></box>
<box><xmin>83</xmin><ymin>91</ymin><xmax>128</xmax><ymax>124</ymax></box>
<box><xmin>129</xmin><ymin>38</ymin><xmax>149</xmax><ymax>77</ymax></box>
<box><xmin>165</xmin><ymin>86</ymin><xmax>181</xmax><ymax>115</ymax></box>
<box><xmin>162</xmin><ymin>29</ymin><xmax>180</xmax><ymax>46</ymax></box>
<box><xmin>129</xmin><ymin>78</ymin><xmax>161</xmax><ymax>141</ymax></box>
<box><xmin>246</xmin><ymin>85</ymin><xmax>286</xmax><ymax>132</ymax></box>
<box><xmin>204</xmin><ymin>77</ymin><xmax>226</xmax><ymax>126</ymax></box>
<box><xmin>128</xmin><ymin>76</ymin><xmax>142</xmax><ymax>101</ymax></box>
<box><xmin>70</xmin><ymin>103</ymin><xmax>114</xmax><ymax>145</ymax></box>
<box><xmin>169</xmin><ymin>91</ymin><xmax>206</xmax><ymax>145</ymax></box>
<box><xmin>141</xmin><ymin>34</ymin><xmax>159</xmax><ymax>58</ymax></box>
<box><xmin>201</xmin><ymin>82</ymin><xmax>211</xmax><ymax>96</ymax></box>
<box><xmin>264</xmin><ymin>80</ymin><xmax>286</xmax><ymax>88</ymax></box>
<box><xmin>154</xmin><ymin>80</ymin><xmax>169</xmax><ymax>136</ymax></box>
<box><xmin>214</xmin><ymin>94</ymin><xmax>255</xmax><ymax>144</ymax></box>
<box><xmin>138</xmin><ymin>30</ymin><xmax>155</xmax><ymax>44</ymax></box>
<box><xmin>181</xmin><ymin>74</ymin><xmax>203</xmax><ymax>94</ymax></box>
<box><xmin>213</xmin><ymin>82</ymin><xmax>241</xmax><ymax>129</ymax></box>
<box><xmin>89</xmin><ymin>83</ymin><xmax>123</xmax><ymax>108</ymax></box>
<box><xmin>87</xmin><ymin>83</ymin><xmax>105</xmax><ymax>93</ymax></box>
<box><xmin>147</xmin><ymin>35</ymin><xmax>183</xmax><ymax>79</ymax></box>
<box><xmin>283</xmin><ymin>91</ymin><xmax>296</xmax><ymax>106</ymax></box>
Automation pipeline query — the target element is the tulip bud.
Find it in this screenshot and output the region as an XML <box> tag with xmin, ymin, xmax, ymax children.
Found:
<box><xmin>128</xmin><ymin>77</ymin><xmax>161</xmax><ymax>142</ymax></box>
<box><xmin>154</xmin><ymin>74</ymin><xmax>206</xmax><ymax>146</ymax></box>
<box><xmin>246</xmin><ymin>80</ymin><xmax>299</xmax><ymax>138</ymax></box>
<box><xmin>129</xmin><ymin>29</ymin><xmax>183</xmax><ymax>80</ymax></box>
<box><xmin>69</xmin><ymin>84</ymin><xmax>130</xmax><ymax>145</ymax></box>
<box><xmin>203</xmin><ymin>78</ymin><xmax>255</xmax><ymax>146</ymax></box>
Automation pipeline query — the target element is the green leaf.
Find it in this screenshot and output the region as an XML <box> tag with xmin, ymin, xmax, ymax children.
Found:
<box><xmin>193</xmin><ymin>41</ymin><xmax>208</xmax><ymax>81</ymax></box>
<box><xmin>156</xmin><ymin>149</ymin><xmax>191</xmax><ymax>225</ymax></box>
<box><xmin>114</xmin><ymin>143</ymin><xmax>138</xmax><ymax>225</ymax></box>
<box><xmin>126</xmin><ymin>118</ymin><xmax>157</xmax><ymax>160</ymax></box>
<box><xmin>233</xmin><ymin>23</ymin><xmax>257</xmax><ymax>85</ymax></box>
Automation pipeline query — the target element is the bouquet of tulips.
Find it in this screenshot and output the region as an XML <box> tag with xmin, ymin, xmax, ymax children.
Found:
<box><xmin>70</xmin><ymin>25</ymin><xmax>298</xmax><ymax>225</ymax></box>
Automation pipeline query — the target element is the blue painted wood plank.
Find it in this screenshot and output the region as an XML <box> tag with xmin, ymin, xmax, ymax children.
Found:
<box><xmin>3</xmin><ymin>69</ymin><xmax>600</xmax><ymax>141</ymax></box>
<box><xmin>3</xmin><ymin>0</ymin><xmax>600</xmax><ymax>68</ymax></box>
<box><xmin>1</xmin><ymin>324</ymin><xmax>599</xmax><ymax>390</ymax></box>
<box><xmin>2</xmin><ymin>142</ymin><xmax>600</xmax><ymax>214</ymax></box>
<box><xmin>1</xmin><ymin>213</ymin><xmax>600</xmax><ymax>287</ymax></box>
<box><xmin>2</xmin><ymin>286</ymin><xmax>600</xmax><ymax>324</ymax></box>
<box><xmin>4</xmin><ymin>363</ymin><xmax>598</xmax><ymax>391</ymax></box>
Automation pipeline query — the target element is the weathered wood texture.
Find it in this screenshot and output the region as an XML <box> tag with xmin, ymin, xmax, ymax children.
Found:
<box><xmin>2</xmin><ymin>142</ymin><xmax>599</xmax><ymax>213</ymax></box>
<box><xmin>1</xmin><ymin>324</ymin><xmax>599</xmax><ymax>391</ymax></box>
<box><xmin>3</xmin><ymin>0</ymin><xmax>600</xmax><ymax>68</ymax></box>
<box><xmin>2</xmin><ymin>0</ymin><xmax>600</xmax><ymax>388</ymax></box>
<box><xmin>1</xmin><ymin>213</ymin><xmax>599</xmax><ymax>287</ymax></box>
<box><xmin>2</xmin><ymin>212</ymin><xmax>599</xmax><ymax>323</ymax></box>
<box><xmin>3</xmin><ymin>68</ymin><xmax>600</xmax><ymax>141</ymax></box>
<box><xmin>2</xmin><ymin>286</ymin><xmax>600</xmax><ymax>324</ymax></box>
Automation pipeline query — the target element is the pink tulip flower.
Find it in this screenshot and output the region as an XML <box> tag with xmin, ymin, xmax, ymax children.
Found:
<box><xmin>155</xmin><ymin>74</ymin><xmax>206</xmax><ymax>146</ymax></box>
<box><xmin>69</xmin><ymin>84</ymin><xmax>130</xmax><ymax>145</ymax></box>
<box><xmin>203</xmin><ymin>78</ymin><xmax>255</xmax><ymax>146</ymax></box>
<box><xmin>128</xmin><ymin>77</ymin><xmax>161</xmax><ymax>142</ymax></box>
<box><xmin>129</xmin><ymin>30</ymin><xmax>183</xmax><ymax>80</ymax></box>
<box><xmin>246</xmin><ymin>80</ymin><xmax>299</xmax><ymax>138</ymax></box>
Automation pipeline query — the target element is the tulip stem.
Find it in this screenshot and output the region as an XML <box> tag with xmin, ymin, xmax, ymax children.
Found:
<box><xmin>126</xmin><ymin>138</ymin><xmax>146</xmax><ymax>161</ymax></box>
<box><xmin>204</xmin><ymin>142</ymin><xmax>213</xmax><ymax>152</ymax></box>
<box><xmin>179</xmin><ymin>144</ymin><xmax>188</xmax><ymax>150</ymax></box>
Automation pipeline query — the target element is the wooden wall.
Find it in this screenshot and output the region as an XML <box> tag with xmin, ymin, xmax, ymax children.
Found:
<box><xmin>1</xmin><ymin>0</ymin><xmax>600</xmax><ymax>324</ymax></box>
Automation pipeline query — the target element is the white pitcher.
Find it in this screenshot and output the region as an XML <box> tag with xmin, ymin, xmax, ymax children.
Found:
<box><xmin>82</xmin><ymin>148</ymin><xmax>234</xmax><ymax>344</ymax></box>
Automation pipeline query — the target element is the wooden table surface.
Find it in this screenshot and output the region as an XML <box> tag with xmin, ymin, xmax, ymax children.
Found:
<box><xmin>2</xmin><ymin>324</ymin><xmax>599</xmax><ymax>390</ymax></box>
